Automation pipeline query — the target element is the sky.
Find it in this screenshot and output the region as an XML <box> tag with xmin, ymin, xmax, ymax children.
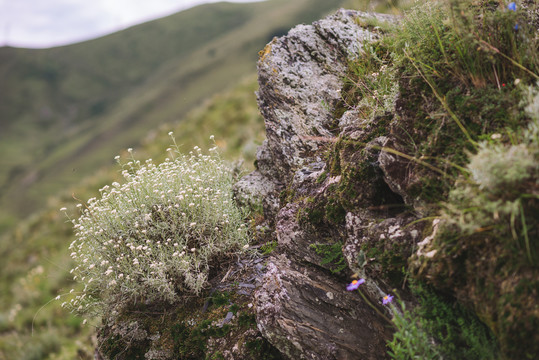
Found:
<box><xmin>0</xmin><ymin>0</ymin><xmax>265</xmax><ymax>49</ymax></box>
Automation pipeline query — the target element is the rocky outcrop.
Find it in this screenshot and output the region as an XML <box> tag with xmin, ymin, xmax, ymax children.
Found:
<box><xmin>94</xmin><ymin>9</ymin><xmax>411</xmax><ymax>360</ymax></box>
<box><xmin>238</xmin><ymin>9</ymin><xmax>396</xmax><ymax>219</ymax></box>
<box><xmin>95</xmin><ymin>8</ymin><xmax>430</xmax><ymax>360</ymax></box>
<box><xmin>93</xmin><ymin>5</ymin><xmax>538</xmax><ymax>359</ymax></box>
<box><xmin>235</xmin><ymin>9</ymin><xmax>419</xmax><ymax>360</ymax></box>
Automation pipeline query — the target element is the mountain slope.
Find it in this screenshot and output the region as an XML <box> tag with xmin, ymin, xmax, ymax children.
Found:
<box><xmin>0</xmin><ymin>0</ymin><xmax>345</xmax><ymax>225</ymax></box>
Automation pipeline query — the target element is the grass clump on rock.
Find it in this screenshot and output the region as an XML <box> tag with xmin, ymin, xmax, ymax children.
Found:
<box><xmin>337</xmin><ymin>1</ymin><xmax>538</xmax><ymax>358</ymax></box>
<box><xmin>416</xmin><ymin>88</ymin><xmax>539</xmax><ymax>358</ymax></box>
<box><xmin>61</xmin><ymin>134</ymin><xmax>249</xmax><ymax>316</ymax></box>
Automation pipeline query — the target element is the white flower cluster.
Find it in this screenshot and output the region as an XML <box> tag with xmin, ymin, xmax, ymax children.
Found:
<box><xmin>62</xmin><ymin>141</ymin><xmax>249</xmax><ymax>313</ymax></box>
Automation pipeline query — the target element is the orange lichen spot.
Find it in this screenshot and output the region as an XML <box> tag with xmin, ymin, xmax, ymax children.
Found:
<box><xmin>259</xmin><ymin>43</ymin><xmax>272</xmax><ymax>62</ymax></box>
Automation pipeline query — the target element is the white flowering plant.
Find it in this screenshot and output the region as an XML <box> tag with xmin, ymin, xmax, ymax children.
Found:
<box><xmin>61</xmin><ymin>134</ymin><xmax>249</xmax><ymax>315</ymax></box>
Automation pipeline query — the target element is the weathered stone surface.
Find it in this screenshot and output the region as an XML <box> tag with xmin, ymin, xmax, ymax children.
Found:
<box><xmin>254</xmin><ymin>255</ymin><xmax>393</xmax><ymax>360</ymax></box>
<box><xmin>234</xmin><ymin>9</ymin><xmax>402</xmax><ymax>217</ymax></box>
<box><xmin>255</xmin><ymin>9</ymin><xmax>388</xmax><ymax>181</ymax></box>
<box><xmin>234</xmin><ymin>9</ymin><xmax>405</xmax><ymax>359</ymax></box>
<box><xmin>275</xmin><ymin>202</ymin><xmax>336</xmax><ymax>271</ymax></box>
<box><xmin>275</xmin><ymin>203</ymin><xmax>305</xmax><ymax>254</ymax></box>
<box><xmin>330</xmin><ymin>135</ymin><xmax>405</xmax><ymax>211</ymax></box>
<box><xmin>411</xmin><ymin>218</ymin><xmax>442</xmax><ymax>270</ymax></box>
<box><xmin>233</xmin><ymin>169</ymin><xmax>279</xmax><ymax>218</ymax></box>
<box><xmin>343</xmin><ymin>212</ymin><xmax>424</xmax><ymax>284</ymax></box>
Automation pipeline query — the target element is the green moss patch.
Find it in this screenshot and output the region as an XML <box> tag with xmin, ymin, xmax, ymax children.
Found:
<box><xmin>310</xmin><ymin>242</ymin><xmax>348</xmax><ymax>275</ymax></box>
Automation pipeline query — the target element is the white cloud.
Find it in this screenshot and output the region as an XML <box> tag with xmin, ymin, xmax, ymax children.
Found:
<box><xmin>0</xmin><ymin>0</ymin><xmax>265</xmax><ymax>48</ymax></box>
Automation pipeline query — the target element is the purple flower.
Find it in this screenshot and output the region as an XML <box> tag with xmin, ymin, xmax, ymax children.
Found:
<box><xmin>508</xmin><ymin>2</ymin><xmax>516</xmax><ymax>12</ymax></box>
<box><xmin>346</xmin><ymin>278</ymin><xmax>365</xmax><ymax>291</ymax></box>
<box><xmin>382</xmin><ymin>294</ymin><xmax>394</xmax><ymax>305</ymax></box>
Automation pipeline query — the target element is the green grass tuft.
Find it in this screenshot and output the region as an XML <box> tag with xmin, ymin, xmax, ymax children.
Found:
<box><xmin>388</xmin><ymin>282</ymin><xmax>499</xmax><ymax>360</ymax></box>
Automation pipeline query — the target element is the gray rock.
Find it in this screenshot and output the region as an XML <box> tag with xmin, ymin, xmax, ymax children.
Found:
<box><xmin>344</xmin><ymin>211</ymin><xmax>424</xmax><ymax>285</ymax></box>
<box><xmin>222</xmin><ymin>311</ymin><xmax>234</xmax><ymax>325</ymax></box>
<box><xmin>236</xmin><ymin>10</ymin><xmax>395</xmax><ymax>217</ymax></box>
<box><xmin>233</xmin><ymin>169</ymin><xmax>279</xmax><ymax>217</ymax></box>
<box><xmin>256</xmin><ymin>9</ymin><xmax>380</xmax><ymax>182</ymax></box>
<box><xmin>145</xmin><ymin>348</ymin><xmax>174</xmax><ymax>360</ymax></box>
<box><xmin>338</xmin><ymin>109</ymin><xmax>366</xmax><ymax>131</ymax></box>
<box><xmin>275</xmin><ymin>201</ymin><xmax>341</xmax><ymax>273</ymax></box>
<box><xmin>234</xmin><ymin>9</ymin><xmax>403</xmax><ymax>359</ymax></box>
<box><xmin>254</xmin><ymin>255</ymin><xmax>393</xmax><ymax>360</ymax></box>
<box><xmin>292</xmin><ymin>161</ymin><xmax>325</xmax><ymax>189</ymax></box>
<box><xmin>238</xmin><ymin>282</ymin><xmax>256</xmax><ymax>289</ymax></box>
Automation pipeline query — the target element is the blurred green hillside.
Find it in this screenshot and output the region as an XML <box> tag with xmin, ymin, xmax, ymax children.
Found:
<box><xmin>0</xmin><ymin>0</ymin><xmax>345</xmax><ymax>231</ymax></box>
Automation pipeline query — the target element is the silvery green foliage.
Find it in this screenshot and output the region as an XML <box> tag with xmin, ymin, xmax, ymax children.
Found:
<box><xmin>468</xmin><ymin>142</ymin><xmax>535</xmax><ymax>193</ymax></box>
<box><xmin>469</xmin><ymin>84</ymin><xmax>539</xmax><ymax>194</ymax></box>
<box><xmin>65</xmin><ymin>145</ymin><xmax>249</xmax><ymax>314</ymax></box>
<box><xmin>445</xmin><ymin>84</ymin><xmax>539</xmax><ymax>236</ymax></box>
<box><xmin>522</xmin><ymin>82</ymin><xmax>539</xmax><ymax>143</ymax></box>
